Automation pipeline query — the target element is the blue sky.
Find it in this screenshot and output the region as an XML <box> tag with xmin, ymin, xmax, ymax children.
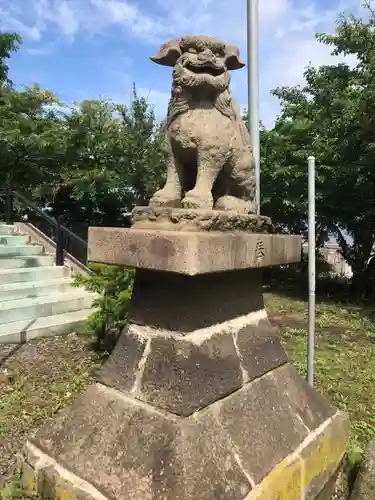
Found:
<box><xmin>0</xmin><ymin>0</ymin><xmax>362</xmax><ymax>127</ymax></box>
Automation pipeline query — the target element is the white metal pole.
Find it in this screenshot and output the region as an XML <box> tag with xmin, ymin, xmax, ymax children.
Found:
<box><xmin>247</xmin><ymin>0</ymin><xmax>260</xmax><ymax>215</ymax></box>
<box><xmin>307</xmin><ymin>156</ymin><xmax>316</xmax><ymax>387</ymax></box>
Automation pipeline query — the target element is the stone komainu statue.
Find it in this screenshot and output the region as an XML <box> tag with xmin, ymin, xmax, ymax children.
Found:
<box><xmin>149</xmin><ymin>35</ymin><xmax>256</xmax><ymax>214</ymax></box>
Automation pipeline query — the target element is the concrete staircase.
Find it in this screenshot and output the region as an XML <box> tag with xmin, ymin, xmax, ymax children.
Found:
<box><xmin>0</xmin><ymin>224</ymin><xmax>96</xmax><ymax>344</ymax></box>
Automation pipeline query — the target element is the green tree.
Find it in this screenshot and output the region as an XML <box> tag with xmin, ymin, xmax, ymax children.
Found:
<box><xmin>0</xmin><ymin>84</ymin><xmax>64</xmax><ymax>192</ymax></box>
<box><xmin>242</xmin><ymin>117</ymin><xmax>328</xmax><ymax>244</ymax></box>
<box><xmin>49</xmin><ymin>88</ymin><xmax>167</xmax><ymax>229</ymax></box>
<box><xmin>0</xmin><ymin>37</ymin><xmax>166</xmax><ymax>233</ymax></box>
<box><xmin>259</xmin><ymin>121</ymin><xmax>311</xmax><ymax>235</ymax></box>
<box><xmin>0</xmin><ymin>33</ymin><xmax>166</xmax><ymax>230</ymax></box>
<box><xmin>257</xmin><ymin>1</ymin><xmax>375</xmax><ymax>296</ymax></box>
<box><xmin>0</xmin><ymin>32</ymin><xmax>21</xmax><ymax>84</ymax></box>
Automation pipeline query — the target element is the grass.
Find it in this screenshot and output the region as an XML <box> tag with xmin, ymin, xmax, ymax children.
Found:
<box><xmin>265</xmin><ymin>290</ymin><xmax>375</xmax><ymax>467</ymax></box>
<box><xmin>0</xmin><ymin>334</ymin><xmax>103</xmax><ymax>492</ymax></box>
<box><xmin>0</xmin><ymin>475</ymin><xmax>26</xmax><ymax>499</ymax></box>
<box><xmin>0</xmin><ymin>291</ymin><xmax>374</xmax><ymax>498</ymax></box>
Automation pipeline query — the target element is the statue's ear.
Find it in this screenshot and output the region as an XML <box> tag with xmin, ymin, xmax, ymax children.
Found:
<box><xmin>150</xmin><ymin>39</ymin><xmax>182</xmax><ymax>67</ymax></box>
<box><xmin>225</xmin><ymin>44</ymin><xmax>245</xmax><ymax>70</ymax></box>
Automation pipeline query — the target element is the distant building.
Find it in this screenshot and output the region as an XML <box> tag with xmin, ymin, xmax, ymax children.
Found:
<box><xmin>320</xmin><ymin>242</ymin><xmax>353</xmax><ymax>278</ymax></box>
<box><xmin>302</xmin><ymin>240</ymin><xmax>353</xmax><ymax>278</ymax></box>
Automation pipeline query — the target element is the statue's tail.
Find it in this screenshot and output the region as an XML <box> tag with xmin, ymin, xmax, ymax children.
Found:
<box><xmin>231</xmin><ymin>155</ymin><xmax>256</xmax><ymax>201</ymax></box>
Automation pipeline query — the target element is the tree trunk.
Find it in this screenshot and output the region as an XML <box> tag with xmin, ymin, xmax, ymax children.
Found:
<box><xmin>338</xmin><ymin>227</ymin><xmax>375</xmax><ymax>299</ymax></box>
<box><xmin>350</xmin><ymin>252</ymin><xmax>373</xmax><ymax>298</ymax></box>
<box><xmin>350</xmin><ymin>266</ymin><xmax>368</xmax><ymax>297</ymax></box>
<box><xmin>365</xmin><ymin>256</ymin><xmax>375</xmax><ymax>300</ymax></box>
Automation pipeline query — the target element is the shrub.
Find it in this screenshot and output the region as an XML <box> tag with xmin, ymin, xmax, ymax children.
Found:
<box><xmin>73</xmin><ymin>263</ymin><xmax>135</xmax><ymax>351</ymax></box>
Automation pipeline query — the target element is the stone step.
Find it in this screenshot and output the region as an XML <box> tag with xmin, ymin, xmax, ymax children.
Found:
<box><xmin>0</xmin><ymin>244</ymin><xmax>44</xmax><ymax>257</ymax></box>
<box><xmin>0</xmin><ymin>290</ymin><xmax>95</xmax><ymax>325</ymax></box>
<box><xmin>0</xmin><ymin>224</ymin><xmax>18</xmax><ymax>235</ymax></box>
<box><xmin>0</xmin><ymin>308</ymin><xmax>97</xmax><ymax>344</ymax></box>
<box><xmin>0</xmin><ymin>234</ymin><xmax>30</xmax><ymax>245</ymax></box>
<box><xmin>0</xmin><ymin>255</ymin><xmax>55</xmax><ymax>269</ymax></box>
<box><xmin>0</xmin><ymin>266</ymin><xmax>69</xmax><ymax>285</ymax></box>
<box><xmin>0</xmin><ymin>278</ymin><xmax>73</xmax><ymax>301</ymax></box>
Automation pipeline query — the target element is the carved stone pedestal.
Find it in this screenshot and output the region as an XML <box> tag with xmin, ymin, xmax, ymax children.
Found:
<box><xmin>20</xmin><ymin>218</ymin><xmax>349</xmax><ymax>500</ymax></box>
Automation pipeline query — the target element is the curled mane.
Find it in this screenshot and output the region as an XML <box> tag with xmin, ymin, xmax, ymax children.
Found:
<box><xmin>167</xmin><ymin>88</ymin><xmax>250</xmax><ymax>148</ymax></box>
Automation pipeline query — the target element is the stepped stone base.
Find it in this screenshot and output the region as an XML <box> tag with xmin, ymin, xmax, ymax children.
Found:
<box><xmin>20</xmin><ymin>226</ymin><xmax>349</xmax><ymax>499</ymax></box>
<box><xmin>22</xmin><ymin>386</ymin><xmax>348</xmax><ymax>500</ymax></box>
<box><xmin>21</xmin><ymin>373</ymin><xmax>349</xmax><ymax>500</ymax></box>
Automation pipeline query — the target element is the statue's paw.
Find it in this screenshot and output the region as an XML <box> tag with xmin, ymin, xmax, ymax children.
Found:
<box><xmin>215</xmin><ymin>196</ymin><xmax>254</xmax><ymax>214</ymax></box>
<box><xmin>182</xmin><ymin>190</ymin><xmax>213</xmax><ymax>210</ymax></box>
<box><xmin>149</xmin><ymin>189</ymin><xmax>182</xmax><ymax>208</ymax></box>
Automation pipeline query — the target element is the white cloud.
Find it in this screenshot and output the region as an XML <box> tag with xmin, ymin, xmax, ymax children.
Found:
<box><xmin>0</xmin><ymin>0</ymin><xmax>293</xmax><ymax>45</ymax></box>
<box><xmin>260</xmin><ymin>0</ymin><xmax>292</xmax><ymax>27</ymax></box>
<box><xmin>0</xmin><ymin>0</ymin><xmax>365</xmax><ymax>126</ymax></box>
<box><xmin>0</xmin><ymin>0</ymin><xmax>81</xmax><ymax>41</ymax></box>
<box><xmin>0</xmin><ymin>2</ymin><xmax>43</xmax><ymax>40</ymax></box>
<box><xmin>257</xmin><ymin>0</ymin><xmax>362</xmax><ymax>126</ymax></box>
<box><xmin>55</xmin><ymin>2</ymin><xmax>80</xmax><ymax>39</ymax></box>
<box><xmin>268</xmin><ymin>38</ymin><xmax>357</xmax><ymax>88</ymax></box>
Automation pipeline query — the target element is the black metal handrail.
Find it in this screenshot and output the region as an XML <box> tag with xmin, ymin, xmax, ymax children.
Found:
<box><xmin>0</xmin><ymin>188</ymin><xmax>88</xmax><ymax>266</ymax></box>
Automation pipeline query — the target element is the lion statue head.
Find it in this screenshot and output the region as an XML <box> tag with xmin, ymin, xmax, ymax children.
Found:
<box><xmin>150</xmin><ymin>35</ymin><xmax>245</xmax><ymax>124</ymax></box>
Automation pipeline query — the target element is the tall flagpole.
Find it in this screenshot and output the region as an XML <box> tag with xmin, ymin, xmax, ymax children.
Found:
<box><xmin>307</xmin><ymin>156</ymin><xmax>316</xmax><ymax>387</ymax></box>
<box><xmin>247</xmin><ymin>0</ymin><xmax>260</xmax><ymax>215</ymax></box>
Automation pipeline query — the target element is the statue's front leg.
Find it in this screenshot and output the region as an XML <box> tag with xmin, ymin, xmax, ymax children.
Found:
<box><xmin>149</xmin><ymin>156</ymin><xmax>182</xmax><ymax>208</ymax></box>
<box><xmin>182</xmin><ymin>147</ymin><xmax>226</xmax><ymax>210</ymax></box>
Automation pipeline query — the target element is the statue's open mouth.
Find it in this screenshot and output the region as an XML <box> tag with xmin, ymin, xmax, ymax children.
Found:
<box><xmin>186</xmin><ymin>63</ymin><xmax>224</xmax><ymax>77</ymax></box>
